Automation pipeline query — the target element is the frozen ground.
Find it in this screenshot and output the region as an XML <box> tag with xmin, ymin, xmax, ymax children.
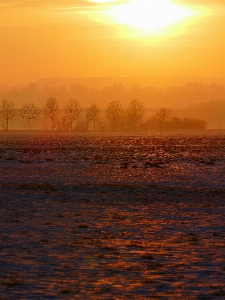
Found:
<box><xmin>0</xmin><ymin>131</ymin><xmax>225</xmax><ymax>299</ymax></box>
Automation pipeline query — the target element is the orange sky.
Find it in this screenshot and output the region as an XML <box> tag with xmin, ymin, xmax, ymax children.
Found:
<box><xmin>0</xmin><ymin>0</ymin><xmax>225</xmax><ymax>85</ymax></box>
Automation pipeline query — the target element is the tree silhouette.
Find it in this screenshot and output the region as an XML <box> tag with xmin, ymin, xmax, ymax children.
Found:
<box><xmin>106</xmin><ymin>100</ymin><xmax>123</xmax><ymax>131</ymax></box>
<box><xmin>126</xmin><ymin>99</ymin><xmax>145</xmax><ymax>130</ymax></box>
<box><xmin>56</xmin><ymin>114</ymin><xmax>70</xmax><ymax>131</ymax></box>
<box><xmin>155</xmin><ymin>108</ymin><xmax>171</xmax><ymax>130</ymax></box>
<box><xmin>182</xmin><ymin>117</ymin><xmax>207</xmax><ymax>130</ymax></box>
<box><xmin>43</xmin><ymin>97</ymin><xmax>59</xmax><ymax>130</ymax></box>
<box><xmin>64</xmin><ymin>99</ymin><xmax>82</xmax><ymax>130</ymax></box>
<box><xmin>86</xmin><ymin>103</ymin><xmax>100</xmax><ymax>130</ymax></box>
<box><xmin>0</xmin><ymin>99</ymin><xmax>16</xmax><ymax>130</ymax></box>
<box><xmin>20</xmin><ymin>102</ymin><xmax>40</xmax><ymax>130</ymax></box>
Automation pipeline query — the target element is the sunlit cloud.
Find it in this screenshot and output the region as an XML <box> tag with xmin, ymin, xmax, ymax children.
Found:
<box><xmin>1</xmin><ymin>0</ymin><xmax>223</xmax><ymax>12</ymax></box>
<box><xmin>88</xmin><ymin>0</ymin><xmax>118</xmax><ymax>3</ymax></box>
<box><xmin>0</xmin><ymin>0</ymin><xmax>92</xmax><ymax>9</ymax></box>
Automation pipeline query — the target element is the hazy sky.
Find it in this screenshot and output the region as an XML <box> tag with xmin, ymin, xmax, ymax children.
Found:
<box><xmin>0</xmin><ymin>0</ymin><xmax>224</xmax><ymax>85</ymax></box>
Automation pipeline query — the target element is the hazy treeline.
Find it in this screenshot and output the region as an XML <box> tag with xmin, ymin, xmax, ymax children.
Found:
<box><xmin>0</xmin><ymin>80</ymin><xmax>225</xmax><ymax>128</ymax></box>
<box><xmin>141</xmin><ymin>109</ymin><xmax>207</xmax><ymax>131</ymax></box>
<box><xmin>0</xmin><ymin>98</ymin><xmax>207</xmax><ymax>131</ymax></box>
<box><xmin>1</xmin><ymin>81</ymin><xmax>225</xmax><ymax>108</ymax></box>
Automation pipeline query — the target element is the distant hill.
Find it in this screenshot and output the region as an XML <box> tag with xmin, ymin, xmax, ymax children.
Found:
<box><xmin>36</xmin><ymin>76</ymin><xmax>225</xmax><ymax>90</ymax></box>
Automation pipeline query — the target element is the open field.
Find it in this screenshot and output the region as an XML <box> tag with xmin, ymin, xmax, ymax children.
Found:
<box><xmin>0</xmin><ymin>131</ymin><xmax>225</xmax><ymax>299</ymax></box>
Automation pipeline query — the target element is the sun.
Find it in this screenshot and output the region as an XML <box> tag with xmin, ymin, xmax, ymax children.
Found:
<box><xmin>89</xmin><ymin>0</ymin><xmax>201</xmax><ymax>38</ymax></box>
<box><xmin>109</xmin><ymin>0</ymin><xmax>194</xmax><ymax>31</ymax></box>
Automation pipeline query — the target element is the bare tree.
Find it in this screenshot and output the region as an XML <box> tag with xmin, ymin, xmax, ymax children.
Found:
<box><xmin>56</xmin><ymin>114</ymin><xmax>70</xmax><ymax>131</ymax></box>
<box><xmin>43</xmin><ymin>97</ymin><xmax>59</xmax><ymax>130</ymax></box>
<box><xmin>0</xmin><ymin>99</ymin><xmax>16</xmax><ymax>130</ymax></box>
<box><xmin>126</xmin><ymin>99</ymin><xmax>145</xmax><ymax>130</ymax></box>
<box><xmin>64</xmin><ymin>99</ymin><xmax>82</xmax><ymax>130</ymax></box>
<box><xmin>155</xmin><ymin>108</ymin><xmax>171</xmax><ymax>130</ymax></box>
<box><xmin>20</xmin><ymin>102</ymin><xmax>40</xmax><ymax>130</ymax></box>
<box><xmin>86</xmin><ymin>103</ymin><xmax>100</xmax><ymax>130</ymax></box>
<box><xmin>75</xmin><ymin>120</ymin><xmax>88</xmax><ymax>131</ymax></box>
<box><xmin>105</xmin><ymin>100</ymin><xmax>123</xmax><ymax>131</ymax></box>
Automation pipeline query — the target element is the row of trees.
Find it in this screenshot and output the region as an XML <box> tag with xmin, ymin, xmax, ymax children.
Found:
<box><xmin>141</xmin><ymin>108</ymin><xmax>207</xmax><ymax>131</ymax></box>
<box><xmin>0</xmin><ymin>98</ymin><xmax>207</xmax><ymax>131</ymax></box>
<box><xmin>0</xmin><ymin>98</ymin><xmax>145</xmax><ymax>131</ymax></box>
<box><xmin>42</xmin><ymin>98</ymin><xmax>144</xmax><ymax>131</ymax></box>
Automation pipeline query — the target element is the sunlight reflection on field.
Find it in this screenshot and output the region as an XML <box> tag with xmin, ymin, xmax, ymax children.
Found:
<box><xmin>0</xmin><ymin>132</ymin><xmax>225</xmax><ymax>298</ymax></box>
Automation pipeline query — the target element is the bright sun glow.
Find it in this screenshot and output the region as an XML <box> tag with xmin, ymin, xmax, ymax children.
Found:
<box><xmin>108</xmin><ymin>0</ymin><xmax>195</xmax><ymax>31</ymax></box>
<box><xmin>88</xmin><ymin>0</ymin><xmax>202</xmax><ymax>38</ymax></box>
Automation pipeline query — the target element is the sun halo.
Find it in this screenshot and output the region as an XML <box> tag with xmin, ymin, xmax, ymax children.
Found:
<box><xmin>89</xmin><ymin>0</ymin><xmax>202</xmax><ymax>38</ymax></box>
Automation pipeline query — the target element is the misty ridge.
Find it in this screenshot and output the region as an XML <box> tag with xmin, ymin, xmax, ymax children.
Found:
<box><xmin>0</xmin><ymin>77</ymin><xmax>225</xmax><ymax>130</ymax></box>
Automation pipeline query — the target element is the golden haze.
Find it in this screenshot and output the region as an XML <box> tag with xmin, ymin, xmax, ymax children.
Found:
<box><xmin>0</xmin><ymin>0</ymin><xmax>224</xmax><ymax>85</ymax></box>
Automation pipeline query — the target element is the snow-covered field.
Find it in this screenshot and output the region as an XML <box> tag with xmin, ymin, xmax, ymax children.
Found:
<box><xmin>0</xmin><ymin>131</ymin><xmax>225</xmax><ymax>299</ymax></box>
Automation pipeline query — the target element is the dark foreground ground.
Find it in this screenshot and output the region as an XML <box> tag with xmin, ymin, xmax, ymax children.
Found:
<box><xmin>0</xmin><ymin>131</ymin><xmax>225</xmax><ymax>299</ymax></box>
